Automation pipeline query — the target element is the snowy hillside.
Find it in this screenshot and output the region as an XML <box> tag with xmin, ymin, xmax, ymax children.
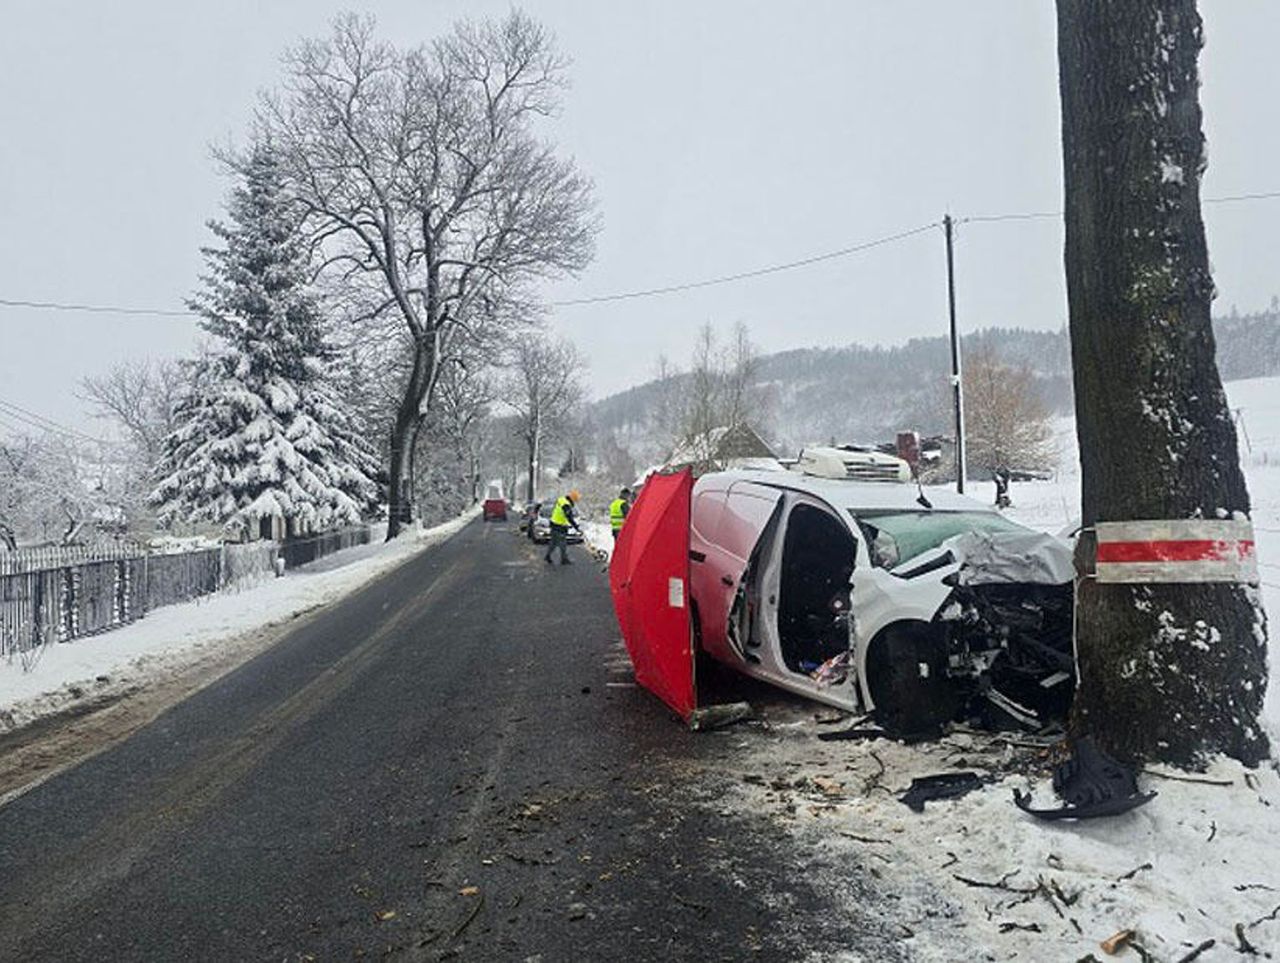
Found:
<box><xmin>591</xmin><ymin>312</ymin><xmax>1280</xmax><ymax>459</ymax></box>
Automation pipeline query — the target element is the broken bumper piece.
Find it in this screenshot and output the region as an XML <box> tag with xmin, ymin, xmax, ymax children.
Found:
<box><xmin>1013</xmin><ymin>736</ymin><xmax>1156</xmax><ymax>821</ymax></box>
<box><xmin>899</xmin><ymin>771</ymin><xmax>985</xmax><ymax>812</ymax></box>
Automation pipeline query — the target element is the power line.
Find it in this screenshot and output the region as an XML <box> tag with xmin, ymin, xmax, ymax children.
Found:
<box><xmin>0</xmin><ymin>397</ymin><xmax>121</xmax><ymax>447</ymax></box>
<box><xmin>1</xmin><ymin>188</ymin><xmax>1278</xmax><ymax>317</ymax></box>
<box><xmin>0</xmin><ymin>223</ymin><xmax>942</xmax><ymax>318</ymax></box>
<box><xmin>960</xmin><ymin>210</ymin><xmax>1062</xmax><ymax>224</ymax></box>
<box><xmin>1204</xmin><ymin>190</ymin><xmax>1280</xmax><ymax>205</ymax></box>
<box><xmin>547</xmin><ymin>221</ymin><xmax>942</xmax><ymax>306</ymax></box>
<box><xmin>0</xmin><ymin>297</ymin><xmax>190</xmax><ymax>318</ymax></box>
<box><xmin>959</xmin><ymin>190</ymin><xmax>1280</xmax><ymax>226</ymax></box>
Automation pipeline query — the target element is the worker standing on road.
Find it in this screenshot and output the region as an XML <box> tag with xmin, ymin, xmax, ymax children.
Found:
<box><xmin>609</xmin><ymin>487</ymin><xmax>632</xmax><ymax>541</ymax></box>
<box><xmin>545</xmin><ymin>489</ymin><xmax>582</xmax><ymax>565</ymax></box>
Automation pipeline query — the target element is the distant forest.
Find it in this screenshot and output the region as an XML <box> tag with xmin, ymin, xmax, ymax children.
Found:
<box><xmin>590</xmin><ymin>302</ymin><xmax>1280</xmax><ymax>458</ymax></box>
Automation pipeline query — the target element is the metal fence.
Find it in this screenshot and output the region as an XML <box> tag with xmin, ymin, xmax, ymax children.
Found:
<box><xmin>0</xmin><ymin>525</ymin><xmax>371</xmax><ymax>662</ymax></box>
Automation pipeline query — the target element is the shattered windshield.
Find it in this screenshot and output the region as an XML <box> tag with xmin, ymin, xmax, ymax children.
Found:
<box><xmin>849</xmin><ymin>510</ymin><xmax>1025</xmax><ymax>570</ymax></box>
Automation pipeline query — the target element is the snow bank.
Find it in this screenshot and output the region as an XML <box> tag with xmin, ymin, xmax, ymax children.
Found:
<box><xmin>0</xmin><ymin>508</ymin><xmax>477</xmax><ymax>733</ymax></box>
<box><xmin>581</xmin><ymin>521</ymin><xmax>615</xmax><ymax>562</ymax></box>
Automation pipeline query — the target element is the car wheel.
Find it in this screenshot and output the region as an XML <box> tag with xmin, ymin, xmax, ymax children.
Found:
<box><xmin>864</xmin><ymin>622</ymin><xmax>959</xmax><ymax>739</ymax></box>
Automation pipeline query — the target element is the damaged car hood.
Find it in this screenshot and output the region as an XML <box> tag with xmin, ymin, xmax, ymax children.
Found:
<box><xmin>892</xmin><ymin>528</ymin><xmax>1075</xmax><ymax>586</ymax></box>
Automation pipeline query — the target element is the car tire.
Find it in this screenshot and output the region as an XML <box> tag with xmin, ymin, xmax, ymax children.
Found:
<box><xmin>864</xmin><ymin>622</ymin><xmax>959</xmax><ymax>739</ymax></box>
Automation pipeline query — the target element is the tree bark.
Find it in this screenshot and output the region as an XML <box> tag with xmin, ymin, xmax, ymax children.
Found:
<box><xmin>386</xmin><ymin>336</ymin><xmax>437</xmax><ymax>539</ymax></box>
<box><xmin>525</xmin><ymin>428</ymin><xmax>539</xmax><ymax>503</ymax></box>
<box><xmin>1057</xmin><ymin>0</ymin><xmax>1268</xmax><ymax>765</ymax></box>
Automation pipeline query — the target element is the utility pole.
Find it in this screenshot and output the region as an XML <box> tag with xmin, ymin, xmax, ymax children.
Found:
<box><xmin>943</xmin><ymin>214</ymin><xmax>966</xmax><ymax>494</ymax></box>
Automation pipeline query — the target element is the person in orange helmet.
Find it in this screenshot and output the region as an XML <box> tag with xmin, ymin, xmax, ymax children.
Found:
<box><xmin>544</xmin><ymin>489</ymin><xmax>583</xmax><ymax>565</ymax></box>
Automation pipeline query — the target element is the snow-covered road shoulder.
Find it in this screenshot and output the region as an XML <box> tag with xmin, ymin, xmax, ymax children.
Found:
<box><xmin>700</xmin><ymin>706</ymin><xmax>1280</xmax><ymax>961</ymax></box>
<box><xmin>0</xmin><ymin>509</ymin><xmax>478</xmax><ymax>735</ymax></box>
<box><xmin>581</xmin><ymin>520</ymin><xmax>615</xmax><ymax>563</ymax></box>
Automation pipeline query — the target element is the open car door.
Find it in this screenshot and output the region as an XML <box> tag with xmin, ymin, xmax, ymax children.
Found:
<box><xmin>690</xmin><ymin>481</ymin><xmax>785</xmax><ymax>661</ymax></box>
<box><xmin>609</xmin><ymin>469</ymin><xmax>695</xmax><ymax>722</ymax></box>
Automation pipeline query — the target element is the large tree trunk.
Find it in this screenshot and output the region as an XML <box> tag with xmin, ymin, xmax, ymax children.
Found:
<box><xmin>525</xmin><ymin>431</ymin><xmax>539</xmax><ymax>503</ymax></box>
<box><xmin>1057</xmin><ymin>0</ymin><xmax>1268</xmax><ymax>765</ymax></box>
<box><xmin>386</xmin><ymin>338</ymin><xmax>437</xmax><ymax>540</ymax></box>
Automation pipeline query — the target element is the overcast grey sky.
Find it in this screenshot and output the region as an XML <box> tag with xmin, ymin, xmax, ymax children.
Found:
<box><xmin>2</xmin><ymin>1</ymin><xmax>1277</xmax><ymax>438</ymax></box>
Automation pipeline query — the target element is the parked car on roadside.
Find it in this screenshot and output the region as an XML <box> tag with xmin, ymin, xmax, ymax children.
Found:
<box><xmin>610</xmin><ymin>465</ymin><xmax>1075</xmax><ymax>735</ymax></box>
<box><xmin>529</xmin><ymin>501</ymin><xmax>584</xmax><ymax>544</ymax></box>
<box><xmin>519</xmin><ymin>501</ymin><xmax>540</xmax><ymax>535</ymax></box>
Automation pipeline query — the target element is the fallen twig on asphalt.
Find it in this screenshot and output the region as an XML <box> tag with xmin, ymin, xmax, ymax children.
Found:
<box><xmin>1100</xmin><ymin>929</ymin><xmax>1134</xmax><ymax>955</ymax></box>
<box><xmin>952</xmin><ymin>872</ymin><xmax>1039</xmax><ymax>895</ymax></box>
<box><xmin>863</xmin><ymin>750</ymin><xmax>888</xmax><ymax>794</ymax></box>
<box><xmin>1035</xmin><ymin>877</ymin><xmax>1065</xmax><ymax>918</ymax></box>
<box><xmin>1050</xmin><ymin>878</ymin><xmax>1081</xmax><ymax>907</ymax></box>
<box><xmin>1235</xmin><ymin>922</ymin><xmax>1259</xmax><ymax>955</ymax></box>
<box><xmin>1248</xmin><ymin>903</ymin><xmax>1280</xmax><ymax>929</ymax></box>
<box><xmin>1174</xmin><ymin>938</ymin><xmax>1215</xmax><ymax>962</ymax></box>
<box><xmin>502</xmin><ymin>850</ymin><xmax>558</xmax><ymax>866</ymax></box>
<box><xmin>1116</xmin><ymin>862</ymin><xmax>1153</xmax><ymax>882</ymax></box>
<box><xmin>671</xmin><ymin>892</ymin><xmax>710</xmax><ymax>917</ymax></box>
<box><xmin>998</xmin><ymin>921</ymin><xmax>1040</xmax><ymax>933</ymax></box>
<box><xmin>450</xmin><ymin>893</ymin><xmax>485</xmax><ymax>942</ymax></box>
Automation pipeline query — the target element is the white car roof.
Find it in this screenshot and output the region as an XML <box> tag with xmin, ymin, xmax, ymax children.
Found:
<box><xmin>705</xmin><ymin>469</ymin><xmax>1003</xmax><ymax>515</ymax></box>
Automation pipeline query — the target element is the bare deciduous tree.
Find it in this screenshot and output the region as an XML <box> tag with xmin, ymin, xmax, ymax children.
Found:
<box><xmin>677</xmin><ymin>321</ymin><xmax>765</xmax><ymax>458</ymax></box>
<box><xmin>506</xmin><ymin>337</ymin><xmax>584</xmax><ymax>501</ymax></box>
<box><xmin>0</xmin><ymin>434</ymin><xmax>113</xmax><ymax>545</ymax></box>
<box><xmin>416</xmin><ymin>355</ymin><xmax>493</xmax><ymax>509</ymax></box>
<box><xmin>258</xmin><ymin>11</ymin><xmax>596</xmax><ymax>537</ymax></box>
<box><xmin>723</xmin><ymin>321</ymin><xmax>760</xmax><ymax>432</ymax></box>
<box><xmin>80</xmin><ymin>360</ymin><xmax>183</xmax><ymax>469</ymax></box>
<box><xmin>80</xmin><ymin>359</ymin><xmax>184</xmax><ymax>527</ymax></box>
<box><xmin>1058</xmin><ymin>0</ymin><xmax>1267</xmax><ymax>765</ymax></box>
<box><xmin>963</xmin><ymin>345</ymin><xmax>1054</xmax><ymax>478</ymax></box>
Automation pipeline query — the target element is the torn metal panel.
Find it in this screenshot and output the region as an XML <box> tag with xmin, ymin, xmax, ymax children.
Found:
<box><xmin>944</xmin><ymin>530</ymin><xmax>1076</xmax><ymax>586</ymax></box>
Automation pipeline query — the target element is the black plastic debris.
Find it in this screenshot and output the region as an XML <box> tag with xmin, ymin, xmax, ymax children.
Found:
<box><xmin>1013</xmin><ymin>736</ymin><xmax>1156</xmax><ymax>821</ymax></box>
<box><xmin>816</xmin><ymin>727</ymin><xmax>888</xmax><ymax>743</ymax></box>
<box><xmin>900</xmin><ymin>772</ymin><xmax>984</xmax><ymax>812</ymax></box>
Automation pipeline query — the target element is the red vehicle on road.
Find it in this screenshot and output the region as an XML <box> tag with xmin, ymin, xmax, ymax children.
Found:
<box><xmin>482</xmin><ymin>482</ymin><xmax>508</xmax><ymax>522</ymax></box>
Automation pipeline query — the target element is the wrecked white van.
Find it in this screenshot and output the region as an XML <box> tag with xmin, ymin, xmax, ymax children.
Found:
<box><xmin>609</xmin><ymin>466</ymin><xmax>1076</xmax><ymax>734</ymax></box>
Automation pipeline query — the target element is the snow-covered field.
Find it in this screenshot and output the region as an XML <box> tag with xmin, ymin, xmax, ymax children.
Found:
<box><xmin>0</xmin><ymin>509</ymin><xmax>478</xmax><ymax>734</ymax></box>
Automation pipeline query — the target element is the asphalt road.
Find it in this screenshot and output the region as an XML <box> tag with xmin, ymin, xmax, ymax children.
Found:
<box><xmin>0</xmin><ymin>520</ymin><xmax>899</xmax><ymax>961</ymax></box>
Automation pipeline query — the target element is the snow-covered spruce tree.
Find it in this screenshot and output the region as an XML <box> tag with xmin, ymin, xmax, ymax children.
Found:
<box><xmin>153</xmin><ymin>144</ymin><xmax>379</xmax><ymax>536</ymax></box>
<box><xmin>1057</xmin><ymin>1</ymin><xmax>1268</xmax><ymax>766</ymax></box>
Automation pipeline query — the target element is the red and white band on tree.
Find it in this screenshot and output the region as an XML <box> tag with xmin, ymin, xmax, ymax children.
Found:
<box><xmin>1093</xmin><ymin>519</ymin><xmax>1257</xmax><ymax>585</ymax></box>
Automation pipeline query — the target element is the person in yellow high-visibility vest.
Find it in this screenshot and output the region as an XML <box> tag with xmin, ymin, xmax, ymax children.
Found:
<box><xmin>544</xmin><ymin>489</ymin><xmax>582</xmax><ymax>565</ymax></box>
<box><xmin>608</xmin><ymin>488</ymin><xmax>632</xmax><ymax>541</ymax></box>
